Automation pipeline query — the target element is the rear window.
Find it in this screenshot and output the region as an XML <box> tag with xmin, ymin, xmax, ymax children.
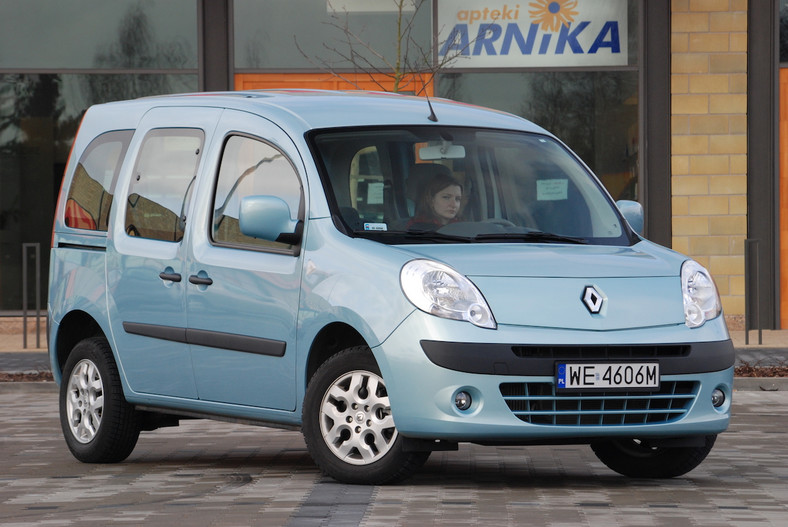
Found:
<box><xmin>64</xmin><ymin>130</ymin><xmax>132</xmax><ymax>231</ymax></box>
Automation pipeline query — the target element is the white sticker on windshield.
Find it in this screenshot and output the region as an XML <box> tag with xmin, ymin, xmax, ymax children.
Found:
<box><xmin>366</xmin><ymin>182</ymin><xmax>385</xmax><ymax>205</ymax></box>
<box><xmin>537</xmin><ymin>179</ymin><xmax>568</xmax><ymax>201</ymax></box>
<box><xmin>364</xmin><ymin>222</ymin><xmax>388</xmax><ymax>231</ymax></box>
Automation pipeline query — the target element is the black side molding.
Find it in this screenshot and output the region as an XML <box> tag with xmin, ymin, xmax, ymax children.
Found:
<box><xmin>122</xmin><ymin>322</ymin><xmax>286</xmax><ymax>357</ymax></box>
<box><xmin>57</xmin><ymin>243</ymin><xmax>106</xmax><ymax>252</ymax></box>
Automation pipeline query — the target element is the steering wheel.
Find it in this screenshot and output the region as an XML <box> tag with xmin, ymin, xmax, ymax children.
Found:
<box><xmin>482</xmin><ymin>218</ymin><xmax>516</xmax><ymax>227</ymax></box>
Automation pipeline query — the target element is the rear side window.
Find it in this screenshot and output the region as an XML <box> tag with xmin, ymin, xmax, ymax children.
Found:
<box><xmin>65</xmin><ymin>130</ymin><xmax>132</xmax><ymax>231</ymax></box>
<box><xmin>212</xmin><ymin>135</ymin><xmax>302</xmax><ymax>252</ymax></box>
<box><xmin>125</xmin><ymin>129</ymin><xmax>204</xmax><ymax>242</ymax></box>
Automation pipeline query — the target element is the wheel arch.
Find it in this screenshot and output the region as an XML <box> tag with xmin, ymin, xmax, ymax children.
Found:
<box><xmin>54</xmin><ymin>310</ymin><xmax>106</xmax><ymax>375</ymax></box>
<box><xmin>305</xmin><ymin>322</ymin><xmax>366</xmax><ymax>386</ymax></box>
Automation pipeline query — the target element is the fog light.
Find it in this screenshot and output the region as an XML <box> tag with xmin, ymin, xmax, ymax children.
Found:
<box><xmin>454</xmin><ymin>391</ymin><xmax>472</xmax><ymax>411</ymax></box>
<box><xmin>711</xmin><ymin>388</ymin><xmax>725</xmax><ymax>408</ymax></box>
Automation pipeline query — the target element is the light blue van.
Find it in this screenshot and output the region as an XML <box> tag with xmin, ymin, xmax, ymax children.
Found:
<box><xmin>49</xmin><ymin>90</ymin><xmax>733</xmax><ymax>484</ymax></box>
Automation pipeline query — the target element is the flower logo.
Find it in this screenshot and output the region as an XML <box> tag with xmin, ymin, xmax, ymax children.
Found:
<box><xmin>529</xmin><ymin>0</ymin><xmax>579</xmax><ymax>32</ymax></box>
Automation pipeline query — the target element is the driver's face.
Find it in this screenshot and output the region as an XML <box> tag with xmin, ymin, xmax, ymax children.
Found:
<box><xmin>431</xmin><ymin>184</ymin><xmax>462</xmax><ymax>224</ymax></box>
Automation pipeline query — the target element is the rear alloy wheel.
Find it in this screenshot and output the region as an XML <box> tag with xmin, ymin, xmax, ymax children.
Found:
<box><xmin>591</xmin><ymin>435</ymin><xmax>717</xmax><ymax>478</ymax></box>
<box><xmin>60</xmin><ymin>337</ymin><xmax>140</xmax><ymax>463</ymax></box>
<box><xmin>302</xmin><ymin>346</ymin><xmax>429</xmax><ymax>484</ymax></box>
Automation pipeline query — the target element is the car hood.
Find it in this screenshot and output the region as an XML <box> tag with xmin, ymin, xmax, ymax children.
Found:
<box><xmin>403</xmin><ymin>241</ymin><xmax>688</xmax><ymax>331</ymax></box>
<box><xmin>404</xmin><ymin>241</ymin><xmax>684</xmax><ymax>279</ymax></box>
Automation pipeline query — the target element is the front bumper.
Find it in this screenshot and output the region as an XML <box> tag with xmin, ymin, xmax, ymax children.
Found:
<box><xmin>373</xmin><ymin>313</ymin><xmax>734</xmax><ymax>443</ymax></box>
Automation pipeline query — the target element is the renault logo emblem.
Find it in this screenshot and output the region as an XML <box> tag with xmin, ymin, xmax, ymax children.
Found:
<box><xmin>582</xmin><ymin>285</ymin><xmax>604</xmax><ymax>314</ymax></box>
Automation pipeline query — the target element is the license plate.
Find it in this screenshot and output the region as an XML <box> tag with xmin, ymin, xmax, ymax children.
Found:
<box><xmin>556</xmin><ymin>363</ymin><xmax>659</xmax><ymax>391</ymax></box>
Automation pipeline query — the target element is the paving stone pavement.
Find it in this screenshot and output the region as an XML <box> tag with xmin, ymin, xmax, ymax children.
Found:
<box><xmin>0</xmin><ymin>352</ymin><xmax>51</xmax><ymax>373</ymax></box>
<box><xmin>1</xmin><ymin>389</ymin><xmax>787</xmax><ymax>526</ymax></box>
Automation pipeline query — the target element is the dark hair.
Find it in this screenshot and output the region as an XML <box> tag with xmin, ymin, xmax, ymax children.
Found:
<box><xmin>415</xmin><ymin>171</ymin><xmax>463</xmax><ymax>220</ymax></box>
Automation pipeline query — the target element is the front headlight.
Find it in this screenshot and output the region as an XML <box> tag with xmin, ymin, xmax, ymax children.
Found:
<box><xmin>400</xmin><ymin>259</ymin><xmax>496</xmax><ymax>329</ymax></box>
<box><xmin>681</xmin><ymin>260</ymin><xmax>722</xmax><ymax>328</ymax></box>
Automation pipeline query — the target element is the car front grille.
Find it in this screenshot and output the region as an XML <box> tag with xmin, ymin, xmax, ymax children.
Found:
<box><xmin>499</xmin><ymin>381</ymin><xmax>699</xmax><ymax>426</ymax></box>
<box><xmin>510</xmin><ymin>344</ymin><xmax>690</xmax><ymax>360</ymax></box>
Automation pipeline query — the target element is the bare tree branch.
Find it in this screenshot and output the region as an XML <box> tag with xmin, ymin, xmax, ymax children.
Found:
<box><xmin>294</xmin><ymin>0</ymin><xmax>497</xmax><ymax>93</ymax></box>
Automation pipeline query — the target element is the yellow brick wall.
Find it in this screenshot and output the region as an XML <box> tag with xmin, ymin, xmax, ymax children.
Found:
<box><xmin>671</xmin><ymin>0</ymin><xmax>747</xmax><ymax>321</ymax></box>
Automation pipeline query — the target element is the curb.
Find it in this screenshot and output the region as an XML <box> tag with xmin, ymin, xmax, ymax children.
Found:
<box><xmin>733</xmin><ymin>377</ymin><xmax>788</xmax><ymax>392</ymax></box>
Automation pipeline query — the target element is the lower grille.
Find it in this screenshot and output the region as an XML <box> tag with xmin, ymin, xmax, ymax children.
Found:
<box><xmin>499</xmin><ymin>381</ymin><xmax>699</xmax><ymax>426</ymax></box>
<box><xmin>511</xmin><ymin>344</ymin><xmax>690</xmax><ymax>359</ymax></box>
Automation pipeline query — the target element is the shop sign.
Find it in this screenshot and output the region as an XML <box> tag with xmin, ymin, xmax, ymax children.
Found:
<box><xmin>438</xmin><ymin>0</ymin><xmax>627</xmax><ymax>68</ymax></box>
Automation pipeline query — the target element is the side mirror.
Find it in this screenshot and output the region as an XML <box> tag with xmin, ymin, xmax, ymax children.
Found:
<box><xmin>239</xmin><ymin>195</ymin><xmax>301</xmax><ymax>244</ymax></box>
<box><xmin>616</xmin><ymin>199</ymin><xmax>644</xmax><ymax>236</ymax></box>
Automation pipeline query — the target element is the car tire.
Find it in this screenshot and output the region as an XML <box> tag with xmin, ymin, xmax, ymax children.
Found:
<box><xmin>302</xmin><ymin>346</ymin><xmax>430</xmax><ymax>484</ymax></box>
<box><xmin>590</xmin><ymin>435</ymin><xmax>717</xmax><ymax>478</ymax></box>
<box><xmin>59</xmin><ymin>337</ymin><xmax>141</xmax><ymax>463</ymax></box>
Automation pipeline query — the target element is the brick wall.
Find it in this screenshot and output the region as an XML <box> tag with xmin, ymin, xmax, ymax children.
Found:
<box><xmin>670</xmin><ymin>0</ymin><xmax>748</xmax><ymax>325</ymax></box>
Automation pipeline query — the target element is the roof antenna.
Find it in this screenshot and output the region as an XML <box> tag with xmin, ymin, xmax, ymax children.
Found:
<box><xmin>416</xmin><ymin>71</ymin><xmax>438</xmax><ymax>122</ymax></box>
<box><xmin>426</xmin><ymin>95</ymin><xmax>438</xmax><ymax>122</ymax></box>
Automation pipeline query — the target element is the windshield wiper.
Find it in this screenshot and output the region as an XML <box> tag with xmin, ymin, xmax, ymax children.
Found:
<box><xmin>473</xmin><ymin>231</ymin><xmax>587</xmax><ymax>244</ymax></box>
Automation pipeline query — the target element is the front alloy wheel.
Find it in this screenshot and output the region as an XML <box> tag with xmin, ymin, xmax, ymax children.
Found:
<box><xmin>302</xmin><ymin>346</ymin><xmax>429</xmax><ymax>484</ymax></box>
<box><xmin>319</xmin><ymin>369</ymin><xmax>397</xmax><ymax>465</ymax></box>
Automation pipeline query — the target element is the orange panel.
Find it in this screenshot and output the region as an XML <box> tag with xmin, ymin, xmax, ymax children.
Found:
<box><xmin>781</xmin><ymin>69</ymin><xmax>788</xmax><ymax>327</ymax></box>
<box><xmin>234</xmin><ymin>72</ymin><xmax>433</xmax><ymax>96</ymax></box>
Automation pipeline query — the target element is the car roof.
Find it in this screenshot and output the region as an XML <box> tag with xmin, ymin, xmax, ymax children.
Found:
<box><xmin>92</xmin><ymin>89</ymin><xmax>550</xmax><ymax>135</ymax></box>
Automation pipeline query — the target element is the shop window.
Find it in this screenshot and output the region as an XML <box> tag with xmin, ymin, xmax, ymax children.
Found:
<box><xmin>0</xmin><ymin>0</ymin><xmax>198</xmax><ymax>69</ymax></box>
<box><xmin>65</xmin><ymin>130</ymin><xmax>132</xmax><ymax>231</ymax></box>
<box><xmin>234</xmin><ymin>0</ymin><xmax>430</xmax><ymax>71</ymax></box>
<box><xmin>125</xmin><ymin>129</ymin><xmax>204</xmax><ymax>242</ymax></box>
<box><xmin>438</xmin><ymin>71</ymin><xmax>639</xmax><ymax>201</ymax></box>
<box><xmin>0</xmin><ymin>72</ymin><xmax>197</xmax><ymax>311</ymax></box>
<box><xmin>781</xmin><ymin>0</ymin><xmax>788</xmax><ymax>63</ymax></box>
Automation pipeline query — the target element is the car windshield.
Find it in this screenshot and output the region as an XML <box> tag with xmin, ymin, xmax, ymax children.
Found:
<box><xmin>310</xmin><ymin>126</ymin><xmax>634</xmax><ymax>246</ymax></box>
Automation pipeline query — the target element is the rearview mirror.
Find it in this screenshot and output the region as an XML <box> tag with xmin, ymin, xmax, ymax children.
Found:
<box><xmin>418</xmin><ymin>142</ymin><xmax>465</xmax><ymax>160</ymax></box>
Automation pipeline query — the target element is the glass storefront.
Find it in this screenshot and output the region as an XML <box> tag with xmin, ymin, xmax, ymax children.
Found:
<box><xmin>781</xmin><ymin>0</ymin><xmax>788</xmax><ymax>63</ymax></box>
<box><xmin>438</xmin><ymin>70</ymin><xmax>639</xmax><ymax>200</ymax></box>
<box><xmin>234</xmin><ymin>0</ymin><xmax>640</xmax><ymax>201</ymax></box>
<box><xmin>0</xmin><ymin>0</ymin><xmax>198</xmax><ymax>311</ymax></box>
<box><xmin>233</xmin><ymin>0</ymin><xmax>432</xmax><ymax>71</ymax></box>
<box><xmin>2</xmin><ymin>0</ymin><xmax>639</xmax><ymax>312</ymax></box>
<box><xmin>0</xmin><ymin>1</ymin><xmax>197</xmax><ymax>70</ymax></box>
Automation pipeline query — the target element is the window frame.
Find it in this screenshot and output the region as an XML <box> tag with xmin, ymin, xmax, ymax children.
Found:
<box><xmin>308</xmin><ymin>125</ymin><xmax>638</xmax><ymax>246</ymax></box>
<box><xmin>209</xmin><ymin>132</ymin><xmax>305</xmax><ymax>256</ymax></box>
<box><xmin>65</xmin><ymin>129</ymin><xmax>134</xmax><ymax>232</ymax></box>
<box><xmin>123</xmin><ymin>127</ymin><xmax>205</xmax><ymax>243</ymax></box>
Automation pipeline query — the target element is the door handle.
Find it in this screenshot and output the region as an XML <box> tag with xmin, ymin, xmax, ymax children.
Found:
<box><xmin>159</xmin><ymin>272</ymin><xmax>182</xmax><ymax>283</ymax></box>
<box><xmin>189</xmin><ymin>275</ymin><xmax>214</xmax><ymax>286</ymax></box>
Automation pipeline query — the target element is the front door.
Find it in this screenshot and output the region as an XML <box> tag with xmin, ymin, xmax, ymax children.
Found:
<box><xmin>186</xmin><ymin>110</ymin><xmax>304</xmax><ymax>410</ymax></box>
